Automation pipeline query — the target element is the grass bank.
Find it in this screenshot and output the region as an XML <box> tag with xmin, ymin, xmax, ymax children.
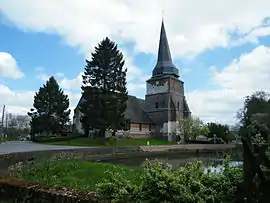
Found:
<box><xmin>46</xmin><ymin>137</ymin><xmax>174</xmax><ymax>147</ymax></box>
<box><xmin>9</xmin><ymin>159</ymin><xmax>142</xmax><ymax>191</ymax></box>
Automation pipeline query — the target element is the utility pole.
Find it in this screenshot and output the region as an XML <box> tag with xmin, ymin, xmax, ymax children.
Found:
<box><xmin>5</xmin><ymin>111</ymin><xmax>8</xmax><ymax>141</ymax></box>
<box><xmin>0</xmin><ymin>105</ymin><xmax>5</xmax><ymax>143</ymax></box>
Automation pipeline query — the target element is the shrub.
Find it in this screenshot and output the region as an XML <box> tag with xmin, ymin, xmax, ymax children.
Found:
<box><xmin>32</xmin><ymin>135</ymin><xmax>78</xmax><ymax>143</ymax></box>
<box><xmin>96</xmin><ymin>155</ymin><xmax>243</xmax><ymax>202</ymax></box>
<box><xmin>104</xmin><ymin>136</ymin><xmax>117</xmax><ymax>144</ymax></box>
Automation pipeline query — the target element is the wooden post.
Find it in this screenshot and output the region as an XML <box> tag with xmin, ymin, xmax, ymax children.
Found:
<box><xmin>243</xmin><ymin>136</ymin><xmax>255</xmax><ymax>200</ymax></box>
<box><xmin>241</xmin><ymin>133</ymin><xmax>267</xmax><ymax>202</ymax></box>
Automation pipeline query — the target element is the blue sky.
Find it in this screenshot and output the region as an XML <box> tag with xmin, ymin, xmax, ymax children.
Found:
<box><xmin>0</xmin><ymin>24</ymin><xmax>83</xmax><ymax>90</ymax></box>
<box><xmin>1</xmin><ymin>0</ymin><xmax>270</xmax><ymax>124</ymax></box>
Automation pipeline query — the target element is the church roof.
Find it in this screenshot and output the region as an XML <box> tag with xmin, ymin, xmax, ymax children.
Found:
<box><xmin>125</xmin><ymin>95</ymin><xmax>152</xmax><ymax>124</ymax></box>
<box><xmin>152</xmin><ymin>20</ymin><xmax>179</xmax><ymax>78</ymax></box>
<box><xmin>74</xmin><ymin>95</ymin><xmax>152</xmax><ymax>124</ymax></box>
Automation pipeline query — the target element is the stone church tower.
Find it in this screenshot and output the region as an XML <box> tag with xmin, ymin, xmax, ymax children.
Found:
<box><xmin>144</xmin><ymin>20</ymin><xmax>191</xmax><ymax>141</ymax></box>
<box><xmin>73</xmin><ymin>20</ymin><xmax>191</xmax><ymax>140</ymax></box>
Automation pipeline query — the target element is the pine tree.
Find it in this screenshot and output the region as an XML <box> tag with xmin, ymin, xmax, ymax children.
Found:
<box><xmin>81</xmin><ymin>37</ymin><xmax>128</xmax><ymax>137</ymax></box>
<box><xmin>28</xmin><ymin>76</ymin><xmax>70</xmax><ymax>135</ymax></box>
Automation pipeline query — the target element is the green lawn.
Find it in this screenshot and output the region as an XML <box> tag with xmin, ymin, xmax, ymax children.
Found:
<box><xmin>47</xmin><ymin>137</ymin><xmax>175</xmax><ymax>147</ymax></box>
<box><xmin>10</xmin><ymin>159</ymin><xmax>142</xmax><ymax>191</ymax></box>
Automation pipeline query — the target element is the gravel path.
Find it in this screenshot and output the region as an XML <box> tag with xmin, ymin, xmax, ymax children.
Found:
<box><xmin>140</xmin><ymin>144</ymin><xmax>236</xmax><ymax>152</ymax></box>
<box><xmin>0</xmin><ymin>141</ymin><xmax>89</xmax><ymax>155</ymax></box>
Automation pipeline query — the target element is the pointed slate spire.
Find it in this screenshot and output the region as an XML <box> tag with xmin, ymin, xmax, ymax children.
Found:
<box><xmin>152</xmin><ymin>20</ymin><xmax>179</xmax><ymax>78</ymax></box>
<box><xmin>157</xmin><ymin>20</ymin><xmax>172</xmax><ymax>62</ymax></box>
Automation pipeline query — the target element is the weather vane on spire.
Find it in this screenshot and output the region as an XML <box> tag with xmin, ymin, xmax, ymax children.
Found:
<box><xmin>162</xmin><ymin>9</ymin><xmax>164</xmax><ymax>21</ymax></box>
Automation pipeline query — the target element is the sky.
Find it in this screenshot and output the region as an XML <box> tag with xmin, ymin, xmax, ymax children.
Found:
<box><xmin>1</xmin><ymin>0</ymin><xmax>270</xmax><ymax>125</ymax></box>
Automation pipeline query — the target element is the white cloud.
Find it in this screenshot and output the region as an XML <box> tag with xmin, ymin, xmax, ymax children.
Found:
<box><xmin>36</xmin><ymin>73</ymin><xmax>50</xmax><ymax>82</ymax></box>
<box><xmin>181</xmin><ymin>67</ymin><xmax>192</xmax><ymax>74</ymax></box>
<box><xmin>234</xmin><ymin>26</ymin><xmax>270</xmax><ymax>46</ymax></box>
<box><xmin>0</xmin><ymin>83</ymin><xmax>34</xmax><ymax>117</ymax></box>
<box><xmin>58</xmin><ymin>72</ymin><xmax>83</xmax><ymax>91</ymax></box>
<box><xmin>187</xmin><ymin>45</ymin><xmax>270</xmax><ymax>124</ymax></box>
<box><xmin>124</xmin><ymin>51</ymin><xmax>149</xmax><ymax>93</ymax></box>
<box><xmin>0</xmin><ymin>52</ymin><xmax>24</xmax><ymax>78</ymax></box>
<box><xmin>55</xmin><ymin>72</ymin><xmax>64</xmax><ymax>77</ymax></box>
<box><xmin>0</xmin><ymin>55</ymin><xmax>80</xmax><ymax>120</ymax></box>
<box><xmin>3</xmin><ymin>46</ymin><xmax>270</xmax><ymax>125</ymax></box>
<box><xmin>1</xmin><ymin>0</ymin><xmax>270</xmax><ymax>58</ymax></box>
<box><xmin>127</xmin><ymin>83</ymin><xmax>145</xmax><ymax>92</ymax></box>
<box><xmin>64</xmin><ymin>90</ymin><xmax>81</xmax><ymax>119</ymax></box>
<box><xmin>2</xmin><ymin>1</ymin><xmax>270</xmax><ymax>125</ymax></box>
<box><xmin>0</xmin><ymin>82</ymin><xmax>80</xmax><ymax>120</ymax></box>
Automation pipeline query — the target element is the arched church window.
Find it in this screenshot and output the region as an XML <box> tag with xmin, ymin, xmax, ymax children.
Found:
<box><xmin>177</xmin><ymin>102</ymin><xmax>180</xmax><ymax>109</ymax></box>
<box><xmin>155</xmin><ymin>102</ymin><xmax>158</xmax><ymax>108</ymax></box>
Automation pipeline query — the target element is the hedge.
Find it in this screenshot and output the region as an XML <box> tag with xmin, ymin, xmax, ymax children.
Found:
<box><xmin>32</xmin><ymin>135</ymin><xmax>79</xmax><ymax>143</ymax></box>
<box><xmin>188</xmin><ymin>140</ymin><xmax>212</xmax><ymax>144</ymax></box>
<box><xmin>0</xmin><ymin>178</ymin><xmax>100</xmax><ymax>203</ymax></box>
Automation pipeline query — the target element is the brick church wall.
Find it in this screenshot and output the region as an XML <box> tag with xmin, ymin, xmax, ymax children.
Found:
<box><xmin>128</xmin><ymin>123</ymin><xmax>151</xmax><ymax>138</ymax></box>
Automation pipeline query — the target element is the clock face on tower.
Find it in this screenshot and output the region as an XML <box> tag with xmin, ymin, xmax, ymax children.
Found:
<box><xmin>146</xmin><ymin>81</ymin><xmax>169</xmax><ymax>95</ymax></box>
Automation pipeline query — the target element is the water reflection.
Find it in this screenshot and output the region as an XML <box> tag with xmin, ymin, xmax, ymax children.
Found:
<box><xmin>203</xmin><ymin>161</ymin><xmax>242</xmax><ymax>173</ymax></box>
<box><xmin>103</xmin><ymin>153</ymin><xmax>243</xmax><ymax>173</ymax></box>
<box><xmin>143</xmin><ymin>158</ymin><xmax>243</xmax><ymax>173</ymax></box>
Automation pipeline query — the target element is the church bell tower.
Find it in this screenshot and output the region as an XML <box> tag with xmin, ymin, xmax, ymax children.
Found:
<box><xmin>144</xmin><ymin>20</ymin><xmax>191</xmax><ymax>141</ymax></box>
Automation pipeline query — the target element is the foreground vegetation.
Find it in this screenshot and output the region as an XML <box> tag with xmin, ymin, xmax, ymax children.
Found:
<box><xmin>9</xmin><ymin>159</ymin><xmax>142</xmax><ymax>191</ymax></box>
<box><xmin>9</xmin><ymin>155</ymin><xmax>243</xmax><ymax>202</ymax></box>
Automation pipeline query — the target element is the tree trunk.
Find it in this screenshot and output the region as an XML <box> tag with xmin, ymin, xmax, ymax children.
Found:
<box><xmin>83</xmin><ymin>126</ymin><xmax>89</xmax><ymax>137</ymax></box>
<box><xmin>100</xmin><ymin>128</ymin><xmax>106</xmax><ymax>138</ymax></box>
<box><xmin>112</xmin><ymin>129</ymin><xmax>116</xmax><ymax>137</ymax></box>
<box><xmin>243</xmin><ymin>138</ymin><xmax>254</xmax><ymax>200</ymax></box>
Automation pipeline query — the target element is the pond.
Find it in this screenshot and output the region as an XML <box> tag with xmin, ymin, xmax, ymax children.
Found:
<box><xmin>101</xmin><ymin>152</ymin><xmax>243</xmax><ymax>173</ymax></box>
<box><xmin>0</xmin><ymin>150</ymin><xmax>243</xmax><ymax>175</ymax></box>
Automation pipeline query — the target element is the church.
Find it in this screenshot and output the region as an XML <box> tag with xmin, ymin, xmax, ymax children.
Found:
<box><xmin>73</xmin><ymin>20</ymin><xmax>191</xmax><ymax>142</ymax></box>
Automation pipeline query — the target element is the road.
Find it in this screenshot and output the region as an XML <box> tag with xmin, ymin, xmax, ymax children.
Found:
<box><xmin>0</xmin><ymin>141</ymin><xmax>89</xmax><ymax>155</ymax></box>
<box><xmin>0</xmin><ymin>141</ymin><xmax>238</xmax><ymax>155</ymax></box>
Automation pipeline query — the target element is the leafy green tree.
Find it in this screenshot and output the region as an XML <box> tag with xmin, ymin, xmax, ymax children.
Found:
<box><xmin>28</xmin><ymin>76</ymin><xmax>70</xmax><ymax>136</ymax></box>
<box><xmin>237</xmin><ymin>92</ymin><xmax>270</xmax><ymax>200</ymax></box>
<box><xmin>8</xmin><ymin>114</ymin><xmax>30</xmax><ymax>130</ymax></box>
<box><xmin>200</xmin><ymin>125</ymin><xmax>210</xmax><ymax>137</ymax></box>
<box><xmin>237</xmin><ymin>91</ymin><xmax>270</xmax><ymax>142</ymax></box>
<box><xmin>81</xmin><ymin>37</ymin><xmax>128</xmax><ymax>137</ymax></box>
<box><xmin>177</xmin><ymin>116</ymin><xmax>204</xmax><ymax>142</ymax></box>
<box><xmin>206</xmin><ymin>122</ymin><xmax>230</xmax><ymax>143</ymax></box>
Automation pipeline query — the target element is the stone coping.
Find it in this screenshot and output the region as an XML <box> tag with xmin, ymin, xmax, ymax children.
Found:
<box><xmin>0</xmin><ymin>178</ymin><xmax>100</xmax><ymax>202</ymax></box>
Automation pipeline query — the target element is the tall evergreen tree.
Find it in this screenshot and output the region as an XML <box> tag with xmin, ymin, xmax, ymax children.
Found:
<box><xmin>81</xmin><ymin>37</ymin><xmax>128</xmax><ymax>137</ymax></box>
<box><xmin>28</xmin><ymin>76</ymin><xmax>70</xmax><ymax>135</ymax></box>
